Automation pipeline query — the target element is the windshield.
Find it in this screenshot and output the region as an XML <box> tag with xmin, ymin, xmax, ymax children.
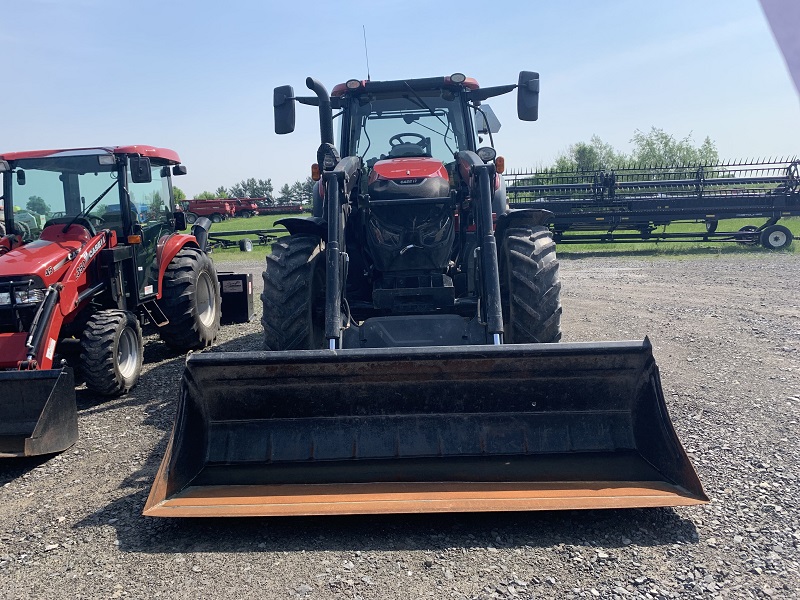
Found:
<box><xmin>4</xmin><ymin>152</ymin><xmax>172</xmax><ymax>242</ymax></box>
<box><xmin>7</xmin><ymin>153</ymin><xmax>120</xmax><ymax>241</ymax></box>
<box><xmin>348</xmin><ymin>90</ymin><xmax>472</xmax><ymax>166</ymax></box>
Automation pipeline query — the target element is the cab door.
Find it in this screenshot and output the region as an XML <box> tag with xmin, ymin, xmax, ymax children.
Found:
<box><xmin>126</xmin><ymin>161</ymin><xmax>174</xmax><ymax>301</ymax></box>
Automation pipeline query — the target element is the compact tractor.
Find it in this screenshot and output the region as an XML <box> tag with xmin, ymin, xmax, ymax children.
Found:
<box><xmin>145</xmin><ymin>74</ymin><xmax>706</xmax><ymax>517</ymax></box>
<box><xmin>0</xmin><ymin>146</ymin><xmax>221</xmax><ymax>457</ymax></box>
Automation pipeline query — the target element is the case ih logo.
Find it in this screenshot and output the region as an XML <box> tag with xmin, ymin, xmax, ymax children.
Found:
<box><xmin>398</xmin><ymin>178</ymin><xmax>422</xmax><ymax>185</ymax></box>
<box><xmin>74</xmin><ymin>239</ymin><xmax>105</xmax><ymax>280</ymax></box>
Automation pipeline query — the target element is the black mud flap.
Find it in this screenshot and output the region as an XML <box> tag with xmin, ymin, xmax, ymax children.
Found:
<box><xmin>0</xmin><ymin>368</ymin><xmax>78</xmax><ymax>458</ymax></box>
<box><xmin>144</xmin><ymin>340</ymin><xmax>707</xmax><ymax>517</ymax></box>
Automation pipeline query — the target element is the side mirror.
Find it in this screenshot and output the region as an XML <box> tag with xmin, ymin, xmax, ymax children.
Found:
<box><xmin>16</xmin><ymin>169</ymin><xmax>26</xmax><ymax>185</ymax></box>
<box><xmin>129</xmin><ymin>156</ymin><xmax>152</xmax><ymax>183</ymax></box>
<box><xmin>517</xmin><ymin>71</ymin><xmax>540</xmax><ymax>122</ymax></box>
<box><xmin>274</xmin><ymin>85</ymin><xmax>296</xmax><ymax>134</ymax></box>
<box><xmin>173</xmin><ymin>164</ymin><xmax>188</xmax><ymax>176</ymax></box>
<box><xmin>173</xmin><ymin>211</ymin><xmax>187</xmax><ymax>231</ymax></box>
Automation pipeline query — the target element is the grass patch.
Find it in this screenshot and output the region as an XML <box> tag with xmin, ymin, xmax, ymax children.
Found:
<box><xmin>205</xmin><ymin>214</ymin><xmax>298</xmax><ymax>261</ymax></box>
<box><xmin>556</xmin><ymin>217</ymin><xmax>799</xmax><ymax>258</ymax></box>
<box><xmin>204</xmin><ymin>215</ymin><xmax>797</xmax><ymax>262</ymax></box>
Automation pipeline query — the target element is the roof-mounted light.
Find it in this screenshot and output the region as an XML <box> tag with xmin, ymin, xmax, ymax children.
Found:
<box><xmin>98</xmin><ymin>155</ymin><xmax>116</xmax><ymax>165</ymax></box>
<box><xmin>450</xmin><ymin>72</ymin><xmax>466</xmax><ymax>84</ymax></box>
<box><xmin>345</xmin><ymin>79</ymin><xmax>362</xmax><ymax>90</ymax></box>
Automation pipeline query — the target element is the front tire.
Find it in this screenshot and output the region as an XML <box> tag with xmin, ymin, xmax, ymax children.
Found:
<box><xmin>185</xmin><ymin>212</ymin><xmax>198</xmax><ymax>224</ymax></box>
<box><xmin>500</xmin><ymin>226</ymin><xmax>562</xmax><ymax>343</ymax></box>
<box><xmin>210</xmin><ymin>213</ymin><xmax>222</xmax><ymax>224</ymax></box>
<box><xmin>261</xmin><ymin>235</ymin><xmax>326</xmax><ymax>350</ymax></box>
<box><xmin>158</xmin><ymin>246</ymin><xmax>221</xmax><ymax>351</ymax></box>
<box><xmin>80</xmin><ymin>310</ymin><xmax>143</xmax><ymax>396</ymax></box>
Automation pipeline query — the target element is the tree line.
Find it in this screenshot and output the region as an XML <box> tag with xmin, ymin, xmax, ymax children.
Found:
<box><xmin>176</xmin><ymin>177</ymin><xmax>315</xmax><ymax>205</ymax></box>
<box><xmin>548</xmin><ymin>127</ymin><xmax>719</xmax><ymax>172</ymax></box>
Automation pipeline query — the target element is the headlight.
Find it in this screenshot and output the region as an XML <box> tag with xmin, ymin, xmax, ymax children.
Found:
<box><xmin>0</xmin><ymin>292</ymin><xmax>10</xmax><ymax>305</ymax></box>
<box><xmin>14</xmin><ymin>288</ymin><xmax>46</xmax><ymax>304</ymax></box>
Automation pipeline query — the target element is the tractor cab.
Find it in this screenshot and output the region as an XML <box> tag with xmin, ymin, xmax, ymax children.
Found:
<box><xmin>0</xmin><ymin>146</ymin><xmax>187</xmax><ymax>302</ymax></box>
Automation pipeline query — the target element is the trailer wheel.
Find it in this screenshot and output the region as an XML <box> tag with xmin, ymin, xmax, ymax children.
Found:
<box><xmin>760</xmin><ymin>224</ymin><xmax>793</xmax><ymax>250</ymax></box>
<box><xmin>185</xmin><ymin>212</ymin><xmax>198</xmax><ymax>224</ymax></box>
<box><xmin>500</xmin><ymin>226</ymin><xmax>562</xmax><ymax>343</ymax></box>
<box><xmin>705</xmin><ymin>220</ymin><xmax>718</xmax><ymax>234</ymax></box>
<box><xmin>158</xmin><ymin>246</ymin><xmax>221</xmax><ymax>350</ymax></box>
<box><xmin>80</xmin><ymin>310</ymin><xmax>143</xmax><ymax>396</ymax></box>
<box><xmin>736</xmin><ymin>225</ymin><xmax>759</xmax><ymax>246</ymax></box>
<box><xmin>262</xmin><ymin>235</ymin><xmax>326</xmax><ymax>350</ymax></box>
<box><xmin>210</xmin><ymin>213</ymin><xmax>222</xmax><ymax>223</ymax></box>
<box><xmin>238</xmin><ymin>238</ymin><xmax>253</xmax><ymax>252</ymax></box>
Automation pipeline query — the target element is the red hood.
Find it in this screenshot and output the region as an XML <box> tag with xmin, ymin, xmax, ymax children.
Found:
<box><xmin>369</xmin><ymin>157</ymin><xmax>448</xmax><ymax>183</ymax></box>
<box><xmin>0</xmin><ymin>239</ymin><xmax>83</xmax><ymax>285</ymax></box>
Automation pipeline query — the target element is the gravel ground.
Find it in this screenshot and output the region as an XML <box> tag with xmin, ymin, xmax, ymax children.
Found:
<box><xmin>1</xmin><ymin>251</ymin><xmax>798</xmax><ymax>599</ymax></box>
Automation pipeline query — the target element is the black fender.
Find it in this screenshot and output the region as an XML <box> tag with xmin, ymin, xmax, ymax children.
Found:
<box><xmin>495</xmin><ymin>208</ymin><xmax>554</xmax><ymax>244</ymax></box>
<box><xmin>191</xmin><ymin>217</ymin><xmax>213</xmax><ymax>252</ymax></box>
<box><xmin>275</xmin><ymin>216</ymin><xmax>327</xmax><ymax>241</ymax></box>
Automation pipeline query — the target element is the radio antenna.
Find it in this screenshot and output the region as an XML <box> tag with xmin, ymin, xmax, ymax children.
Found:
<box><xmin>362</xmin><ymin>25</ymin><xmax>371</xmax><ymax>81</ymax></box>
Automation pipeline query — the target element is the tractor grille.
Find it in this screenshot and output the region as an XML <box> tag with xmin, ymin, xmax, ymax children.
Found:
<box><xmin>0</xmin><ymin>276</ymin><xmax>45</xmax><ymax>333</ymax></box>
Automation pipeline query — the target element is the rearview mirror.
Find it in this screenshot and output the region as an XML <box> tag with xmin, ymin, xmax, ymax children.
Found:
<box><xmin>274</xmin><ymin>85</ymin><xmax>296</xmax><ymax>134</ymax></box>
<box><xmin>173</xmin><ymin>164</ymin><xmax>188</xmax><ymax>176</ymax></box>
<box><xmin>129</xmin><ymin>156</ymin><xmax>152</xmax><ymax>183</ymax></box>
<box><xmin>517</xmin><ymin>71</ymin><xmax>540</xmax><ymax>122</ymax></box>
<box><xmin>16</xmin><ymin>169</ymin><xmax>26</xmax><ymax>185</ymax></box>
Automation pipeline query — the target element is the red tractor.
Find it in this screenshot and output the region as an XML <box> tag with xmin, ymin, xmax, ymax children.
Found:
<box><xmin>0</xmin><ymin>146</ymin><xmax>221</xmax><ymax>457</ymax></box>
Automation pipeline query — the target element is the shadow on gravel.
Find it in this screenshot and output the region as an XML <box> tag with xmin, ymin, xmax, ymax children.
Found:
<box><xmin>0</xmin><ymin>455</ymin><xmax>53</xmax><ymax>485</ymax></box>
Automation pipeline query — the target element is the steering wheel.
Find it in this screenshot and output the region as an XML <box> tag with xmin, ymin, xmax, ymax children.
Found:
<box><xmin>389</xmin><ymin>132</ymin><xmax>427</xmax><ymax>147</ymax></box>
<box><xmin>86</xmin><ymin>214</ymin><xmax>105</xmax><ymax>229</ymax></box>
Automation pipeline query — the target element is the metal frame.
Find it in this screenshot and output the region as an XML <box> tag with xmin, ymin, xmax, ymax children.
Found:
<box><xmin>505</xmin><ymin>159</ymin><xmax>799</xmax><ymax>245</ymax></box>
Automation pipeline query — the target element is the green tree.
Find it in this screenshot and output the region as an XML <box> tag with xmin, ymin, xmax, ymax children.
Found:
<box><xmin>26</xmin><ymin>195</ymin><xmax>51</xmax><ymax>215</ymax></box>
<box><xmin>277</xmin><ymin>183</ymin><xmax>292</xmax><ymax>204</ymax></box>
<box><xmin>173</xmin><ymin>186</ymin><xmax>187</xmax><ymax>201</ymax></box>
<box><xmin>553</xmin><ymin>135</ymin><xmax>626</xmax><ymax>171</ymax></box>
<box><xmin>214</xmin><ymin>186</ymin><xmax>229</xmax><ymax>198</ymax></box>
<box><xmin>299</xmin><ymin>177</ymin><xmax>315</xmax><ymax>204</ymax></box>
<box><xmin>630</xmin><ymin>127</ymin><xmax>718</xmax><ymax>165</ymax></box>
<box><xmin>195</xmin><ymin>191</ymin><xmax>217</xmax><ymax>200</ymax></box>
<box><xmin>229</xmin><ymin>178</ymin><xmax>273</xmax><ymax>198</ymax></box>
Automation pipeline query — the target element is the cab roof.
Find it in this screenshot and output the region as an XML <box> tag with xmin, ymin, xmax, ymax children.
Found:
<box><xmin>332</xmin><ymin>75</ymin><xmax>480</xmax><ymax>97</ymax></box>
<box><xmin>0</xmin><ymin>145</ymin><xmax>181</xmax><ymax>163</ymax></box>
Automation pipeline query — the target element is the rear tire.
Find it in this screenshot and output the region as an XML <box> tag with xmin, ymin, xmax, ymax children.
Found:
<box><xmin>158</xmin><ymin>246</ymin><xmax>221</xmax><ymax>351</ymax></box>
<box><xmin>210</xmin><ymin>213</ymin><xmax>222</xmax><ymax>224</ymax></box>
<box><xmin>185</xmin><ymin>212</ymin><xmax>198</xmax><ymax>224</ymax></box>
<box><xmin>80</xmin><ymin>310</ymin><xmax>143</xmax><ymax>396</ymax></box>
<box><xmin>261</xmin><ymin>235</ymin><xmax>326</xmax><ymax>350</ymax></box>
<box><xmin>500</xmin><ymin>226</ymin><xmax>562</xmax><ymax>343</ymax></box>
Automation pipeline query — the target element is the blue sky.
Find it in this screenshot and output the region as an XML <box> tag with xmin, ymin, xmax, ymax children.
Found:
<box><xmin>2</xmin><ymin>0</ymin><xmax>798</xmax><ymax>196</ymax></box>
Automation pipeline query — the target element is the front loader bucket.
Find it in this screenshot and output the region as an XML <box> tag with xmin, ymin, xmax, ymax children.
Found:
<box><xmin>144</xmin><ymin>340</ymin><xmax>707</xmax><ymax>517</ymax></box>
<box><xmin>0</xmin><ymin>368</ymin><xmax>78</xmax><ymax>458</ymax></box>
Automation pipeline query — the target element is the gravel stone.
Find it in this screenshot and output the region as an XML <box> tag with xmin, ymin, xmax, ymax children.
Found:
<box><xmin>1</xmin><ymin>253</ymin><xmax>799</xmax><ymax>598</ymax></box>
